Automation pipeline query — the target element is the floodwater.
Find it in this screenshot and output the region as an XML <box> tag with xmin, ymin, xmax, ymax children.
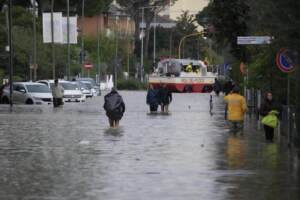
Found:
<box><xmin>0</xmin><ymin>91</ymin><xmax>299</xmax><ymax>200</ymax></box>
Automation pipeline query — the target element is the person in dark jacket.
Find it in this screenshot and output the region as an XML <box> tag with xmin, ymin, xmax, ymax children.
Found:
<box><xmin>223</xmin><ymin>80</ymin><xmax>234</xmax><ymax>96</ymax></box>
<box><xmin>158</xmin><ymin>84</ymin><xmax>172</xmax><ymax>113</ymax></box>
<box><xmin>260</xmin><ymin>92</ymin><xmax>278</xmax><ymax>141</ymax></box>
<box><xmin>0</xmin><ymin>80</ymin><xmax>9</xmax><ymax>104</ymax></box>
<box><xmin>103</xmin><ymin>88</ymin><xmax>125</xmax><ymax>127</ymax></box>
<box><xmin>213</xmin><ymin>78</ymin><xmax>222</xmax><ymax>96</ymax></box>
<box><xmin>146</xmin><ymin>84</ymin><xmax>159</xmax><ymax>113</ymax></box>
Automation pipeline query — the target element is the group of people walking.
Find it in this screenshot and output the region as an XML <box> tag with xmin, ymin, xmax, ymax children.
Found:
<box><xmin>223</xmin><ymin>84</ymin><xmax>279</xmax><ymax>142</ymax></box>
<box><xmin>103</xmin><ymin>84</ymin><xmax>172</xmax><ymax>128</ymax></box>
<box><xmin>146</xmin><ymin>84</ymin><xmax>172</xmax><ymax>114</ymax></box>
<box><xmin>103</xmin><ymin>78</ymin><xmax>279</xmax><ymax>142</ymax></box>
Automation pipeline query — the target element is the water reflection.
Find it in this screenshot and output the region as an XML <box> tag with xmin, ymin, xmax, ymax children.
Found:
<box><xmin>0</xmin><ymin>92</ymin><xmax>299</xmax><ymax>200</ymax></box>
<box><xmin>226</xmin><ymin>136</ymin><xmax>246</xmax><ymax>169</ymax></box>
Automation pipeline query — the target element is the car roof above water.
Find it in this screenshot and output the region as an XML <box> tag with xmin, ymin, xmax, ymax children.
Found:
<box><xmin>13</xmin><ymin>82</ymin><xmax>46</xmax><ymax>86</ymax></box>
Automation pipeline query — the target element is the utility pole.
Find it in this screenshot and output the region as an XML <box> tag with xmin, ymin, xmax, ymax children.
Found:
<box><xmin>97</xmin><ymin>14</ymin><xmax>100</xmax><ymax>84</ymax></box>
<box><xmin>81</xmin><ymin>0</ymin><xmax>85</xmax><ymax>77</ymax></box>
<box><xmin>169</xmin><ymin>28</ymin><xmax>173</xmax><ymax>59</ymax></box>
<box><xmin>33</xmin><ymin>0</ymin><xmax>37</xmax><ymax>81</ymax></box>
<box><xmin>114</xmin><ymin>15</ymin><xmax>119</xmax><ymax>88</ymax></box>
<box><xmin>126</xmin><ymin>16</ymin><xmax>130</xmax><ymax>78</ymax></box>
<box><xmin>67</xmin><ymin>0</ymin><xmax>70</xmax><ymax>80</ymax></box>
<box><xmin>8</xmin><ymin>0</ymin><xmax>13</xmax><ymax>110</ymax></box>
<box><xmin>51</xmin><ymin>0</ymin><xmax>55</xmax><ymax>80</ymax></box>
<box><xmin>140</xmin><ymin>7</ymin><xmax>144</xmax><ymax>82</ymax></box>
<box><xmin>153</xmin><ymin>10</ymin><xmax>156</xmax><ymax>65</ymax></box>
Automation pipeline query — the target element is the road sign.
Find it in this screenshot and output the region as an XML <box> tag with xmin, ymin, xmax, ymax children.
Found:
<box><xmin>62</xmin><ymin>16</ymin><xmax>78</xmax><ymax>44</ymax></box>
<box><xmin>84</xmin><ymin>62</ymin><xmax>93</xmax><ymax>69</ymax></box>
<box><xmin>42</xmin><ymin>12</ymin><xmax>63</xmax><ymax>43</ymax></box>
<box><xmin>276</xmin><ymin>48</ymin><xmax>297</xmax><ymax>73</ymax></box>
<box><xmin>237</xmin><ymin>36</ymin><xmax>273</xmax><ymax>45</ymax></box>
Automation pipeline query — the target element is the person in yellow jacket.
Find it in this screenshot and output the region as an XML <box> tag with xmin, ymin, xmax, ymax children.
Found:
<box><xmin>224</xmin><ymin>86</ymin><xmax>248</xmax><ymax>133</ymax></box>
<box><xmin>186</xmin><ymin>63</ymin><xmax>193</xmax><ymax>72</ymax></box>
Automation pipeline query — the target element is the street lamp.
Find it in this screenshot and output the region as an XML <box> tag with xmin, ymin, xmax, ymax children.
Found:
<box><xmin>113</xmin><ymin>15</ymin><xmax>119</xmax><ymax>88</ymax></box>
<box><xmin>96</xmin><ymin>13</ymin><xmax>101</xmax><ymax>85</ymax></box>
<box><xmin>31</xmin><ymin>0</ymin><xmax>37</xmax><ymax>81</ymax></box>
<box><xmin>140</xmin><ymin>7</ymin><xmax>145</xmax><ymax>82</ymax></box>
<box><xmin>7</xmin><ymin>1</ymin><xmax>13</xmax><ymax>110</ymax></box>
<box><xmin>178</xmin><ymin>32</ymin><xmax>203</xmax><ymax>59</ymax></box>
<box><xmin>80</xmin><ymin>0</ymin><xmax>85</xmax><ymax>77</ymax></box>
<box><xmin>66</xmin><ymin>0</ymin><xmax>70</xmax><ymax>80</ymax></box>
<box><xmin>50</xmin><ymin>0</ymin><xmax>55</xmax><ymax>80</ymax></box>
<box><xmin>153</xmin><ymin>10</ymin><xmax>157</xmax><ymax>65</ymax></box>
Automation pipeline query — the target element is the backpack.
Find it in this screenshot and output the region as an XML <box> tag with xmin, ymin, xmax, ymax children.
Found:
<box><xmin>104</xmin><ymin>93</ymin><xmax>123</xmax><ymax>112</ymax></box>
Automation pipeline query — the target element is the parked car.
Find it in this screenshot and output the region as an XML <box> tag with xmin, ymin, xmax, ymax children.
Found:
<box><xmin>38</xmin><ymin>80</ymin><xmax>85</xmax><ymax>102</ymax></box>
<box><xmin>76</xmin><ymin>81</ymin><xmax>93</xmax><ymax>98</ymax></box>
<box><xmin>76</xmin><ymin>77</ymin><xmax>101</xmax><ymax>96</ymax></box>
<box><xmin>1</xmin><ymin>82</ymin><xmax>52</xmax><ymax>105</ymax></box>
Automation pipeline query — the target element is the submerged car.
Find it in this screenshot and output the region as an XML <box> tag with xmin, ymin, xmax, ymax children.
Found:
<box><xmin>38</xmin><ymin>80</ymin><xmax>85</xmax><ymax>102</ymax></box>
<box><xmin>1</xmin><ymin>82</ymin><xmax>52</xmax><ymax>105</ymax></box>
<box><xmin>76</xmin><ymin>81</ymin><xmax>93</xmax><ymax>98</ymax></box>
<box><xmin>76</xmin><ymin>77</ymin><xmax>100</xmax><ymax>96</ymax></box>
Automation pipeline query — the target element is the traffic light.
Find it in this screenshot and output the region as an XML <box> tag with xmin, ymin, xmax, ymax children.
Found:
<box><xmin>79</xmin><ymin>50</ymin><xmax>87</xmax><ymax>64</ymax></box>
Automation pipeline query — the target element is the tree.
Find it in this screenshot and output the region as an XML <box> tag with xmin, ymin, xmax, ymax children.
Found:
<box><xmin>196</xmin><ymin>0</ymin><xmax>250</xmax><ymax>60</ymax></box>
<box><xmin>116</xmin><ymin>0</ymin><xmax>177</xmax><ymax>60</ymax></box>
<box><xmin>174</xmin><ymin>11</ymin><xmax>198</xmax><ymax>59</ymax></box>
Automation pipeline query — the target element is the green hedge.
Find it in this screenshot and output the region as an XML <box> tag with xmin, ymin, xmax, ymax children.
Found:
<box><xmin>117</xmin><ymin>79</ymin><xmax>147</xmax><ymax>90</ymax></box>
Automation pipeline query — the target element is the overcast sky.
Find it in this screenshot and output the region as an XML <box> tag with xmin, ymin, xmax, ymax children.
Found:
<box><xmin>169</xmin><ymin>0</ymin><xmax>209</xmax><ymax>20</ymax></box>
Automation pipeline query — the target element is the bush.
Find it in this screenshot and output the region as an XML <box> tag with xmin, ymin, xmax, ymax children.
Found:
<box><xmin>117</xmin><ymin>79</ymin><xmax>146</xmax><ymax>90</ymax></box>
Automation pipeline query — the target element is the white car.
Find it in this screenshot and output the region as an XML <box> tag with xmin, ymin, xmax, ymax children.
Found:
<box><xmin>1</xmin><ymin>82</ymin><xmax>52</xmax><ymax>105</ymax></box>
<box><xmin>76</xmin><ymin>81</ymin><xmax>93</xmax><ymax>98</ymax></box>
<box><xmin>76</xmin><ymin>78</ymin><xmax>101</xmax><ymax>96</ymax></box>
<box><xmin>38</xmin><ymin>80</ymin><xmax>85</xmax><ymax>102</ymax></box>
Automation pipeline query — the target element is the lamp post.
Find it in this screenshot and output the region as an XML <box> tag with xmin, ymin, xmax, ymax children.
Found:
<box><xmin>67</xmin><ymin>0</ymin><xmax>70</xmax><ymax>80</ymax></box>
<box><xmin>140</xmin><ymin>7</ymin><xmax>145</xmax><ymax>82</ymax></box>
<box><xmin>153</xmin><ymin>10</ymin><xmax>157</xmax><ymax>65</ymax></box>
<box><xmin>126</xmin><ymin>16</ymin><xmax>130</xmax><ymax>78</ymax></box>
<box><xmin>8</xmin><ymin>1</ymin><xmax>13</xmax><ymax>110</ymax></box>
<box><xmin>32</xmin><ymin>0</ymin><xmax>37</xmax><ymax>81</ymax></box>
<box><xmin>96</xmin><ymin>13</ymin><xmax>101</xmax><ymax>84</ymax></box>
<box><xmin>80</xmin><ymin>0</ymin><xmax>85</xmax><ymax>77</ymax></box>
<box><xmin>178</xmin><ymin>32</ymin><xmax>203</xmax><ymax>59</ymax></box>
<box><xmin>51</xmin><ymin>0</ymin><xmax>55</xmax><ymax>79</ymax></box>
<box><xmin>114</xmin><ymin>15</ymin><xmax>119</xmax><ymax>88</ymax></box>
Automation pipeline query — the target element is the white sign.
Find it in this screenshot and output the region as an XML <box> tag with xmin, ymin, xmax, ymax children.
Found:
<box><xmin>62</xmin><ymin>17</ymin><xmax>78</xmax><ymax>44</ymax></box>
<box><xmin>43</xmin><ymin>12</ymin><xmax>63</xmax><ymax>43</ymax></box>
<box><xmin>139</xmin><ymin>22</ymin><xmax>146</xmax><ymax>29</ymax></box>
<box><xmin>237</xmin><ymin>36</ymin><xmax>273</xmax><ymax>45</ymax></box>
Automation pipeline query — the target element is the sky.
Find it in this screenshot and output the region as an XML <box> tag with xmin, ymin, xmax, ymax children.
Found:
<box><xmin>169</xmin><ymin>0</ymin><xmax>209</xmax><ymax>20</ymax></box>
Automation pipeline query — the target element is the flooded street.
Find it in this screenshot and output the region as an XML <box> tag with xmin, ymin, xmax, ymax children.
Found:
<box><xmin>0</xmin><ymin>91</ymin><xmax>299</xmax><ymax>200</ymax></box>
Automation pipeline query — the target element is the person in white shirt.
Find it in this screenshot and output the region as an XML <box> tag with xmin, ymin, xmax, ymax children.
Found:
<box><xmin>52</xmin><ymin>79</ymin><xmax>64</xmax><ymax>107</ymax></box>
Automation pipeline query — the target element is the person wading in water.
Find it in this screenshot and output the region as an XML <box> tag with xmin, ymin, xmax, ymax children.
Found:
<box><xmin>103</xmin><ymin>88</ymin><xmax>125</xmax><ymax>128</ymax></box>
